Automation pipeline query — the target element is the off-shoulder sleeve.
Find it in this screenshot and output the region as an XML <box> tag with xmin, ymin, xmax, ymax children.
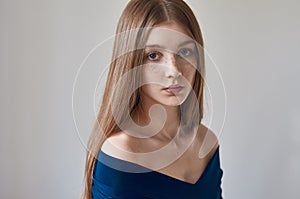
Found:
<box><xmin>92</xmin><ymin>151</ymin><xmax>151</xmax><ymax>199</ymax></box>
<box><xmin>92</xmin><ymin>178</ymin><xmax>117</xmax><ymax>199</ymax></box>
<box><xmin>92</xmin><ymin>148</ymin><xmax>223</xmax><ymax>199</ymax></box>
<box><xmin>92</xmin><ymin>178</ymin><xmax>141</xmax><ymax>199</ymax></box>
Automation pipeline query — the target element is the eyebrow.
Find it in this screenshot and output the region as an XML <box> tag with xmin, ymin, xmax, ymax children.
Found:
<box><xmin>145</xmin><ymin>40</ymin><xmax>195</xmax><ymax>49</ymax></box>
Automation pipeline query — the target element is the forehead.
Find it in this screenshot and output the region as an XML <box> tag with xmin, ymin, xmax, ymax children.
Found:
<box><xmin>144</xmin><ymin>22</ymin><xmax>194</xmax><ymax>51</ymax></box>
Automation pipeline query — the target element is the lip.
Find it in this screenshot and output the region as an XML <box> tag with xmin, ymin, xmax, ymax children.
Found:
<box><xmin>163</xmin><ymin>84</ymin><xmax>184</xmax><ymax>94</ymax></box>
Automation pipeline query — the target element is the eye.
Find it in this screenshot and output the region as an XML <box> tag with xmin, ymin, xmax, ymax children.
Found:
<box><xmin>178</xmin><ymin>48</ymin><xmax>192</xmax><ymax>57</ymax></box>
<box><xmin>147</xmin><ymin>52</ymin><xmax>160</xmax><ymax>61</ymax></box>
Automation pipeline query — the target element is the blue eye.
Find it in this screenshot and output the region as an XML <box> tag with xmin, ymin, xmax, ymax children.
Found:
<box><xmin>148</xmin><ymin>52</ymin><xmax>159</xmax><ymax>61</ymax></box>
<box><xmin>178</xmin><ymin>48</ymin><xmax>191</xmax><ymax>57</ymax></box>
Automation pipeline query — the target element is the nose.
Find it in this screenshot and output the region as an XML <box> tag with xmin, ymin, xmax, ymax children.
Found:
<box><xmin>164</xmin><ymin>53</ymin><xmax>182</xmax><ymax>78</ymax></box>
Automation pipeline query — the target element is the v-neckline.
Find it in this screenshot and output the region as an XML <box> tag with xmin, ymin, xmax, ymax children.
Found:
<box><xmin>99</xmin><ymin>146</ymin><xmax>219</xmax><ymax>185</ymax></box>
<box><xmin>148</xmin><ymin>146</ymin><xmax>219</xmax><ymax>185</ymax></box>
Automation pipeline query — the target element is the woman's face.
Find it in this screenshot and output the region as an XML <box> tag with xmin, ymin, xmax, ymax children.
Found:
<box><xmin>140</xmin><ymin>21</ymin><xmax>198</xmax><ymax>107</ymax></box>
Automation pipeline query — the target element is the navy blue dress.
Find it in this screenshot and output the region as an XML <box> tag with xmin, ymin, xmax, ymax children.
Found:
<box><xmin>92</xmin><ymin>146</ymin><xmax>223</xmax><ymax>199</ymax></box>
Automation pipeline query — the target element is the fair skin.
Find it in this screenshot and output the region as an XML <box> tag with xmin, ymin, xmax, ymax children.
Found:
<box><xmin>131</xmin><ymin>21</ymin><xmax>198</xmax><ymax>141</ymax></box>
<box><xmin>102</xmin><ymin>21</ymin><xmax>219</xmax><ymax>184</ymax></box>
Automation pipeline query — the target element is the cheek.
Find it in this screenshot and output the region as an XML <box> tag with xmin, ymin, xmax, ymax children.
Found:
<box><xmin>141</xmin><ymin>68</ymin><xmax>162</xmax><ymax>90</ymax></box>
<box><xmin>141</xmin><ymin>84</ymin><xmax>159</xmax><ymax>96</ymax></box>
<box><xmin>142</xmin><ymin>67</ymin><xmax>164</xmax><ymax>83</ymax></box>
<box><xmin>183</xmin><ymin>67</ymin><xmax>196</xmax><ymax>81</ymax></box>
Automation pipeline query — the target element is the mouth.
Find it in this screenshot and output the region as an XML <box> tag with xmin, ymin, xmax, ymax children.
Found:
<box><xmin>163</xmin><ymin>84</ymin><xmax>184</xmax><ymax>94</ymax></box>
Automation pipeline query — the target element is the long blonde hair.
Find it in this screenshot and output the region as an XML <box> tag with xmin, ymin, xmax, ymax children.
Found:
<box><xmin>82</xmin><ymin>0</ymin><xmax>205</xmax><ymax>198</ymax></box>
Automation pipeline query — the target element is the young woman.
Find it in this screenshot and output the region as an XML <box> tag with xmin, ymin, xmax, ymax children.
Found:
<box><xmin>82</xmin><ymin>0</ymin><xmax>223</xmax><ymax>198</ymax></box>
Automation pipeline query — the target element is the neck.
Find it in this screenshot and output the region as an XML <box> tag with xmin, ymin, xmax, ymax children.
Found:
<box><xmin>131</xmin><ymin>99</ymin><xmax>181</xmax><ymax>141</ymax></box>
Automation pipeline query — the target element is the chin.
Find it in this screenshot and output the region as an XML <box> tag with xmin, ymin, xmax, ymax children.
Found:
<box><xmin>161</xmin><ymin>99</ymin><xmax>184</xmax><ymax>107</ymax></box>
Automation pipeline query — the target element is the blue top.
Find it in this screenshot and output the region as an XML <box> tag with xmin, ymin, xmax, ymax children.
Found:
<box><xmin>92</xmin><ymin>147</ymin><xmax>223</xmax><ymax>199</ymax></box>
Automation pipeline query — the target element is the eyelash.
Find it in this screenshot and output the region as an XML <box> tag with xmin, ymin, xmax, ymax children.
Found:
<box><xmin>145</xmin><ymin>48</ymin><xmax>193</xmax><ymax>61</ymax></box>
<box><xmin>146</xmin><ymin>51</ymin><xmax>161</xmax><ymax>61</ymax></box>
<box><xmin>178</xmin><ymin>48</ymin><xmax>192</xmax><ymax>57</ymax></box>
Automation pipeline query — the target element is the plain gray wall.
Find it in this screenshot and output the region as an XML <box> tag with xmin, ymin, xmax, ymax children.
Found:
<box><xmin>1</xmin><ymin>0</ymin><xmax>299</xmax><ymax>198</ymax></box>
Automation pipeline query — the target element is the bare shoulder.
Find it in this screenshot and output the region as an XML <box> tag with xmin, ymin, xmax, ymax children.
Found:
<box><xmin>101</xmin><ymin>130</ymin><xmax>142</xmax><ymax>159</ymax></box>
<box><xmin>197</xmin><ymin>124</ymin><xmax>220</xmax><ymax>159</ymax></box>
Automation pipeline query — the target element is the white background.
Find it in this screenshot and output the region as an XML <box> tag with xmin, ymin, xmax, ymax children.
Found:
<box><xmin>1</xmin><ymin>0</ymin><xmax>299</xmax><ymax>198</ymax></box>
